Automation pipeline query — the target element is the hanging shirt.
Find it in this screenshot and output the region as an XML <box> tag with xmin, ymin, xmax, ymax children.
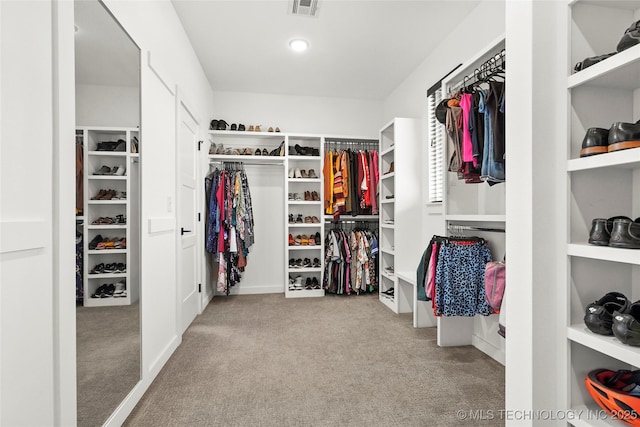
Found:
<box><xmin>460</xmin><ymin>93</ymin><xmax>477</xmax><ymax>166</ymax></box>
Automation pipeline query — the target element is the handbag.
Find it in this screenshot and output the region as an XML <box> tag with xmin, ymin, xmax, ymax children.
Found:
<box><xmin>485</xmin><ymin>259</ymin><xmax>505</xmax><ymax>310</ymax></box>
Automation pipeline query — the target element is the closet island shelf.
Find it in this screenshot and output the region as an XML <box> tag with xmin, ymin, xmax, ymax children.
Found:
<box><xmin>564</xmin><ymin>1</ymin><xmax>640</xmax><ymax>422</ymax></box>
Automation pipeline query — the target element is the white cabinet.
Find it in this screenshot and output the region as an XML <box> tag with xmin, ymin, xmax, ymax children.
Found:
<box><xmin>566</xmin><ymin>1</ymin><xmax>640</xmax><ymax>423</ymax></box>
<box><xmin>378</xmin><ymin>118</ymin><xmax>422</xmax><ymax>314</ymax></box>
<box><xmin>81</xmin><ymin>127</ymin><xmax>139</xmax><ymax>307</ymax></box>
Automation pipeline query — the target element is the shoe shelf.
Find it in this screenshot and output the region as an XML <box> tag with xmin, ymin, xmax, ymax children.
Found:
<box><xmin>88</xmin><ymin>175</ymin><xmax>127</xmax><ymax>181</ymax></box>
<box><xmin>323</xmin><ymin>215</ymin><xmax>379</xmax><ymax>221</ymax></box>
<box><xmin>565</xmin><ymin>1</ymin><xmax>640</xmax><ymax>417</ymax></box>
<box><xmin>567</xmin><ymin>243</ymin><xmax>640</xmax><ymax>265</ymax></box>
<box><xmin>208</xmin><ymin>130</ymin><xmax>284</xmax><ymax>139</ymax></box>
<box><xmin>380</xmin><ymin>224</ymin><xmax>395</xmax><ymax>229</ymax></box>
<box><xmin>568</xmin><ymin>324</ymin><xmax>640</xmax><ymax>367</ymax></box>
<box><xmin>87</xmin><ymin>224</ymin><xmax>127</xmax><ymax>230</ymax></box>
<box><xmin>381</xmin><ymin>172</ymin><xmax>395</xmax><ymax>180</ymax></box>
<box><xmin>379</xmin><ymin>293</ymin><xmax>396</xmax><ymax>311</ymax></box>
<box><xmin>381</xmin><ymin>271</ymin><xmax>394</xmax><ymax>281</ymax></box>
<box><xmin>87</xmin><ymin>272</ymin><xmax>127</xmax><ymax>279</ymax></box>
<box><xmin>568</xmin><ymin>42</ymin><xmax>640</xmax><ymax>90</ymax></box>
<box><xmin>87</xmin><ymin>200</ymin><xmax>127</xmax><ymax>205</ymax></box>
<box><xmin>380</xmin><ymin>146</ymin><xmax>394</xmax><ymax>157</ymax></box>
<box><xmin>87</xmin><ymin>151</ymin><xmax>127</xmax><ymax>157</ymax></box>
<box><xmin>380</xmin><ymin>248</ymin><xmax>395</xmax><ymax>256</ymax></box>
<box><xmin>285</xmin><ymin>136</ymin><xmax>324</xmax><ymax>298</ymax></box>
<box><xmin>380</xmin><ymin>199</ymin><xmax>394</xmax><ymax>204</ymax></box>
<box><xmin>208</xmin><ymin>154</ymin><xmax>285</xmax><ymax>164</ymax></box>
<box><xmin>444</xmin><ymin>214</ymin><xmax>506</xmax><ymax>222</ymax></box>
<box><xmin>80</xmin><ymin>126</ymin><xmax>139</xmax><ymax>308</ymax></box>
<box><xmin>287</xmin><ymin>178</ymin><xmax>321</xmax><ymax>183</ymax></box>
<box><xmin>567</xmin><ymin>147</ymin><xmax>640</xmax><ymax>171</ymax></box>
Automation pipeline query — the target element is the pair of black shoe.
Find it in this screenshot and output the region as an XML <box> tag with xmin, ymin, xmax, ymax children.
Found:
<box><xmin>574</xmin><ymin>19</ymin><xmax>640</xmax><ymax>72</ymax></box>
<box><xmin>580</xmin><ymin>122</ymin><xmax>640</xmax><ymax>157</ymax></box>
<box><xmin>585</xmin><ymin>292</ymin><xmax>640</xmax><ymax>346</ymax></box>
<box><xmin>210</xmin><ymin>119</ymin><xmax>247</xmax><ymax>132</ymax></box>
<box><xmin>589</xmin><ymin>216</ymin><xmax>640</xmax><ymax>249</ymax></box>
<box><xmin>91</xmin><ymin>283</ymin><xmax>115</xmax><ymax>298</ymax></box>
<box><xmin>293</xmin><ymin>144</ymin><xmax>319</xmax><ymax>156</ymax></box>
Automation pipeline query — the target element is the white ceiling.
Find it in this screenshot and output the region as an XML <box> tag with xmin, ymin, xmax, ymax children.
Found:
<box><xmin>171</xmin><ymin>0</ymin><xmax>481</xmax><ymax>100</ymax></box>
<box><xmin>74</xmin><ymin>1</ymin><xmax>481</xmax><ymax>99</ymax></box>
<box><xmin>74</xmin><ymin>0</ymin><xmax>140</xmax><ymax>87</ymax></box>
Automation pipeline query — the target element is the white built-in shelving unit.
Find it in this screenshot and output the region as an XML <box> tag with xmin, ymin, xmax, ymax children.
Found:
<box><xmin>565</xmin><ymin>1</ymin><xmax>640</xmax><ymax>424</ymax></box>
<box><xmin>81</xmin><ymin>127</ymin><xmax>140</xmax><ymax>307</ymax></box>
<box><xmin>437</xmin><ymin>36</ymin><xmax>507</xmax><ymax>365</ymax></box>
<box><xmin>378</xmin><ymin>118</ymin><xmax>423</xmax><ymax>316</ymax></box>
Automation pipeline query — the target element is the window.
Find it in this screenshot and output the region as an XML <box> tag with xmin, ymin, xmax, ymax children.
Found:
<box><xmin>427</xmin><ymin>87</ymin><xmax>444</xmax><ymax>203</ymax></box>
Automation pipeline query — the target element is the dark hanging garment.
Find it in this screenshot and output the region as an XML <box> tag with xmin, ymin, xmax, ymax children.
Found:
<box><xmin>486</xmin><ymin>80</ymin><xmax>505</xmax><ymax>162</ymax></box>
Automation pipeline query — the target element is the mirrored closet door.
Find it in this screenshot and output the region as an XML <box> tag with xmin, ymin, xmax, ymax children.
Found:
<box><xmin>74</xmin><ymin>1</ymin><xmax>141</xmax><ymax>425</ymax></box>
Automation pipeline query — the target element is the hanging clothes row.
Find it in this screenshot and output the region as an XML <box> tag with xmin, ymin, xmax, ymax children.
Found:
<box><xmin>416</xmin><ymin>235</ymin><xmax>495</xmax><ymax>317</ymax></box>
<box><xmin>439</xmin><ymin>50</ymin><xmax>505</xmax><ymax>186</ymax></box>
<box><xmin>204</xmin><ymin>162</ymin><xmax>255</xmax><ymax>294</ymax></box>
<box><xmin>323</xmin><ymin>148</ymin><xmax>379</xmax><ymax>219</ymax></box>
<box><xmin>324</xmin><ymin>225</ymin><xmax>379</xmax><ymax>295</ymax></box>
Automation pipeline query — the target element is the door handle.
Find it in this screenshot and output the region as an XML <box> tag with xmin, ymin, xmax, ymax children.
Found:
<box><xmin>181</xmin><ymin>227</ymin><xmax>192</xmax><ymax>235</ymax></box>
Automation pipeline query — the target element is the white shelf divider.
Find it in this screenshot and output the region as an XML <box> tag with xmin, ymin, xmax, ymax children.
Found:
<box><xmin>567</xmin><ymin>324</ymin><xmax>640</xmax><ymax>367</ymax></box>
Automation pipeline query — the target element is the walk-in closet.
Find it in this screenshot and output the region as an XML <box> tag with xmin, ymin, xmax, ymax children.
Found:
<box><xmin>11</xmin><ymin>0</ymin><xmax>640</xmax><ymax>426</ymax></box>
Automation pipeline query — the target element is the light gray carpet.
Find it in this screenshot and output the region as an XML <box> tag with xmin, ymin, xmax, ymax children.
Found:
<box><xmin>125</xmin><ymin>294</ymin><xmax>504</xmax><ymax>426</ymax></box>
<box><xmin>77</xmin><ymin>302</ymin><xmax>140</xmax><ymax>427</ymax></box>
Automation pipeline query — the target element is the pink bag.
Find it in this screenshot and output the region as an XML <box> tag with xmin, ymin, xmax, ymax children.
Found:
<box><xmin>485</xmin><ymin>260</ymin><xmax>506</xmax><ymax>310</ymax></box>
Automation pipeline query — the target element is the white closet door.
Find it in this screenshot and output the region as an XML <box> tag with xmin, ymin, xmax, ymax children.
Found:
<box><xmin>0</xmin><ymin>1</ymin><xmax>56</xmax><ymax>425</ymax></box>
<box><xmin>177</xmin><ymin>98</ymin><xmax>199</xmax><ymax>334</ymax></box>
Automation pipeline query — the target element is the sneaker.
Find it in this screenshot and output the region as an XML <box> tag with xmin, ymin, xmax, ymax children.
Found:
<box><xmin>384</xmin><ymin>266</ymin><xmax>395</xmax><ymax>275</ymax></box>
<box><xmin>589</xmin><ymin>216</ymin><xmax>631</xmax><ymax>246</ymax></box>
<box><xmin>585</xmin><ymin>292</ymin><xmax>631</xmax><ymax>335</ymax></box>
<box><xmin>294</xmin><ymin>276</ymin><xmax>303</xmax><ymax>290</ymax></box>
<box><xmin>288</xmin><ymin>277</ymin><xmax>296</xmax><ymax>291</ymax></box>
<box><xmin>113</xmin><ymin>281</ymin><xmax>126</xmax><ymax>297</ymax></box>
<box><xmin>613</xmin><ymin>301</ymin><xmax>640</xmax><ymax>345</ymax></box>
<box><xmin>89</xmin><ymin>263</ymin><xmax>105</xmax><ymax>274</ymax></box>
<box><xmin>88</xmin><ymin>234</ymin><xmax>103</xmax><ymax>250</ymax></box>
<box><xmin>303</xmin><ymin>258</ymin><xmax>311</xmax><ymax>268</ymax></box>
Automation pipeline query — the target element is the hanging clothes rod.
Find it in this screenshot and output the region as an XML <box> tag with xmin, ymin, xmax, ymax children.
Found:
<box><xmin>449</xmin><ymin>48</ymin><xmax>505</xmax><ymax>93</ymax></box>
<box><xmin>447</xmin><ymin>224</ymin><xmax>505</xmax><ymax>234</ymax></box>
<box><xmin>323</xmin><ymin>215</ymin><xmax>379</xmax><ymax>221</ymax></box>
<box><xmin>208</xmin><ymin>159</ymin><xmax>284</xmax><ymax>167</ymax></box>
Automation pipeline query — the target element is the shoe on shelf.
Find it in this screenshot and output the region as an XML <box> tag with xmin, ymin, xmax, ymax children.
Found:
<box><xmin>288</xmin><ymin>233</ymin><xmax>295</xmax><ymax>246</ymax></box>
<box><xmin>256</xmin><ymin>125</ymin><xmax>262</xmax><ymax>132</ymax></box>
<box><xmin>88</xmin><ymin>234</ymin><xmax>103</xmax><ymax>250</ymax></box>
<box><xmin>311</xmin><ymin>277</ymin><xmax>320</xmax><ymax>289</ymax></box>
<box><xmin>311</xmin><ymin>191</ymin><xmax>320</xmax><ymax>201</ymax></box>
<box><xmin>304</xmin><ymin>191</ymin><xmax>312</xmax><ymax>201</ymax></box>
<box><xmin>113</xmin><ymin>281</ymin><xmax>126</xmax><ymax>297</ymax></box>
<box><xmin>294</xmin><ymin>193</ymin><xmax>303</xmax><ymax>201</ymax></box>
<box><xmin>248</xmin><ymin>125</ymin><xmax>255</xmax><ymax>132</ymax></box>
<box><xmin>589</xmin><ymin>216</ymin><xmax>631</xmax><ymax>246</ymax></box>
<box><xmin>288</xmin><ymin>213</ymin><xmax>295</xmax><ymax>222</ymax></box>
<box><xmin>238</xmin><ymin>124</ymin><xmax>246</xmax><ymax>131</ymax></box>
<box><xmin>303</xmin><ymin>258</ymin><xmax>311</xmax><ymax>267</ymax></box>
<box><xmin>386</xmin><ymin>195</ymin><xmax>394</xmax><ymax>199</ymax></box>
<box><xmin>230</xmin><ymin>123</ymin><xmax>237</xmax><ymax>131</ymax></box>
<box><xmin>94</xmin><ymin>165</ymin><xmax>111</xmax><ymax>175</ymax></box>
<box><xmin>209</xmin><ymin>119</ymin><xmax>219</xmax><ymax>130</ymax></box>
<box><xmin>584</xmin><ymin>292</ymin><xmax>631</xmax><ymax>335</ymax></box>
<box><xmin>312</xmin><ymin>258</ymin><xmax>321</xmax><ymax>268</ymax></box>
<box><xmin>296</xmin><ymin>214</ymin><xmax>303</xmax><ymax>223</ymax></box>
<box><xmin>294</xmin><ymin>168</ymin><xmax>302</xmax><ymax>178</ymax></box>
<box><xmin>304</xmin><ymin>216</ymin><xmax>312</xmax><ymax>223</ymax></box>
<box><xmin>288</xmin><ymin>168</ymin><xmax>295</xmax><ymax>178</ymax></box>
<box><xmin>89</xmin><ymin>263</ymin><xmax>105</xmax><ymax>274</ymax></box>
<box><xmin>617</xmin><ymin>19</ymin><xmax>640</xmax><ymax>52</ymax></box>
<box><xmin>288</xmin><ymin>277</ymin><xmax>296</xmax><ymax>291</ymax></box>
<box><xmin>91</xmin><ymin>284</ymin><xmax>109</xmax><ymax>298</ymax></box>
<box><xmin>294</xmin><ymin>276</ymin><xmax>304</xmax><ymax>289</ymax></box>
<box><xmin>609</xmin><ymin>217</ymin><xmax>640</xmax><ymax>249</ymax></box>
<box><xmin>112</xmin><ymin>165</ymin><xmax>126</xmax><ymax>176</ymax></box>
<box><xmin>384</xmin><ymin>266</ymin><xmax>395</xmax><ymax>275</ymax></box>
<box><xmin>308</xmin><ymin>169</ymin><xmax>318</xmax><ymax>179</ymax></box>
<box><xmin>275</xmin><ymin>127</ymin><xmax>281</xmax><ymax>132</ymax></box>
<box><xmin>613</xmin><ymin>301</ymin><xmax>640</xmax><ymax>345</ymax></box>
<box><xmin>300</xmin><ymin>234</ymin><xmax>309</xmax><ymax>245</ymax></box>
<box><xmin>217</xmin><ymin>120</ymin><xmax>228</xmax><ymax>130</ymax></box>
<box><xmin>91</xmin><ymin>189</ymin><xmax>107</xmax><ymax>200</ymax></box>
<box><xmin>311</xmin><ymin>216</ymin><xmax>320</xmax><ymax>223</ymax></box>
<box><xmin>314</xmin><ymin>232</ymin><xmax>321</xmax><ymax>245</ymax></box>
<box><xmin>305</xmin><ymin>277</ymin><xmax>313</xmax><ymax>290</ymax></box>
<box><xmin>255</xmin><ymin>147</ymin><xmax>262</xmax><ymax>156</ymax></box>
<box><xmin>385</xmin><ymin>161</ymin><xmax>395</xmax><ymax>174</ymax></box>
<box><xmin>262</xmin><ymin>148</ymin><xmax>268</xmax><ymax>155</ymax></box>
<box><xmin>574</xmin><ymin>52</ymin><xmax>616</xmax><ymax>73</ymax></box>
<box><xmin>300</xmin><ymin>169</ymin><xmax>308</xmax><ymax>178</ymax></box>
<box><xmin>608</xmin><ymin>122</ymin><xmax>640</xmax><ymax>153</ymax></box>
<box><xmin>268</xmin><ymin>127</ymin><xmax>274</xmax><ymax>132</ymax></box>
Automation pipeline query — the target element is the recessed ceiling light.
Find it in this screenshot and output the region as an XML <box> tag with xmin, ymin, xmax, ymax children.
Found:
<box><xmin>289</xmin><ymin>39</ymin><xmax>309</xmax><ymax>52</ymax></box>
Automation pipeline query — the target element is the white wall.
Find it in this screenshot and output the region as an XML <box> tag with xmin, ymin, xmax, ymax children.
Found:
<box><xmin>76</xmin><ymin>83</ymin><xmax>139</xmax><ymax>127</ymax></box>
<box><xmin>212</xmin><ymin>91</ymin><xmax>383</xmax><ymax>137</ymax></box>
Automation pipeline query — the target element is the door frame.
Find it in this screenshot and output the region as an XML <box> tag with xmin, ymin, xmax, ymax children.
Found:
<box><xmin>175</xmin><ymin>86</ymin><xmax>203</xmax><ymax>335</ymax></box>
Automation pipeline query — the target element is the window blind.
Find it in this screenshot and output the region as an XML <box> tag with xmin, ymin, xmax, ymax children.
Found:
<box><xmin>428</xmin><ymin>88</ymin><xmax>444</xmax><ymax>203</ymax></box>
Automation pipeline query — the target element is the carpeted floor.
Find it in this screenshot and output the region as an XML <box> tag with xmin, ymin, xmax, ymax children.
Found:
<box><xmin>76</xmin><ymin>302</ymin><xmax>140</xmax><ymax>427</ymax></box>
<box><xmin>124</xmin><ymin>294</ymin><xmax>504</xmax><ymax>426</ymax></box>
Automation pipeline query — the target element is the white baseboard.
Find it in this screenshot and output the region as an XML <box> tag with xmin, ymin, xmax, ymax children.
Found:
<box><xmin>472</xmin><ymin>334</ymin><xmax>505</xmax><ymax>366</ymax></box>
<box><xmin>216</xmin><ymin>284</ymin><xmax>284</xmax><ymax>296</ymax></box>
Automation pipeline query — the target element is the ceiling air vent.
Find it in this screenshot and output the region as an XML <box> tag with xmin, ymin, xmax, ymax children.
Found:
<box><xmin>289</xmin><ymin>0</ymin><xmax>319</xmax><ymax>17</ymax></box>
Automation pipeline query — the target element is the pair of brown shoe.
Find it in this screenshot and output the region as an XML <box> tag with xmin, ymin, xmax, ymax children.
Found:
<box><xmin>304</xmin><ymin>191</ymin><xmax>320</xmax><ymax>201</ymax></box>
